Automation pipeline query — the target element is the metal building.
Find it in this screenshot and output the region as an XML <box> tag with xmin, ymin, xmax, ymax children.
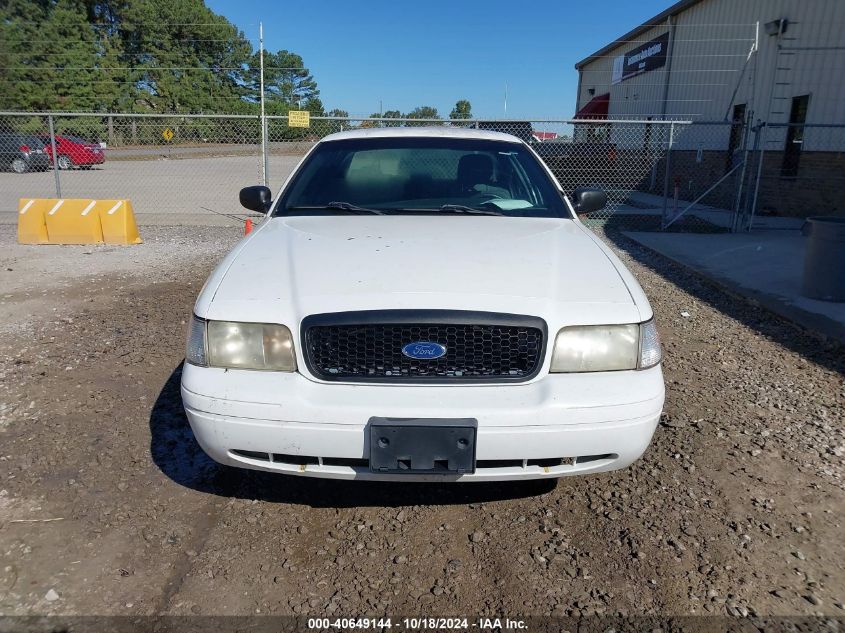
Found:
<box><xmin>573</xmin><ymin>0</ymin><xmax>845</xmax><ymax>218</ymax></box>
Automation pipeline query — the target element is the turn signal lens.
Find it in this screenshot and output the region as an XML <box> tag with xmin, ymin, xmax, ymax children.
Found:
<box><xmin>186</xmin><ymin>315</ymin><xmax>208</xmax><ymax>367</ymax></box>
<box><xmin>638</xmin><ymin>318</ymin><xmax>662</xmax><ymax>369</ymax></box>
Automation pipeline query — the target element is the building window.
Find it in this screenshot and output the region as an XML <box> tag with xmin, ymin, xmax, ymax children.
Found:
<box><xmin>781</xmin><ymin>95</ymin><xmax>810</xmax><ymax>178</ymax></box>
<box><xmin>726</xmin><ymin>104</ymin><xmax>746</xmax><ymax>173</ymax></box>
<box><xmin>588</xmin><ymin>124</ymin><xmax>610</xmax><ymax>142</ymax></box>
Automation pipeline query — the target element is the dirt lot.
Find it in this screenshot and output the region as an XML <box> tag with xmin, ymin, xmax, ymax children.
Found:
<box><xmin>0</xmin><ymin>222</ymin><xmax>843</xmax><ymax>622</ymax></box>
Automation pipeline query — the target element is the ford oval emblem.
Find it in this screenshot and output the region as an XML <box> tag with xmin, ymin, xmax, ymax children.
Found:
<box><xmin>402</xmin><ymin>341</ymin><xmax>447</xmax><ymax>360</ymax></box>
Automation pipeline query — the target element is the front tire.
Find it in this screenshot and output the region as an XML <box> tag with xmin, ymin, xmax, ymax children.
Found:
<box><xmin>57</xmin><ymin>155</ymin><xmax>73</xmax><ymax>170</ymax></box>
<box><xmin>11</xmin><ymin>158</ymin><xmax>26</xmax><ymax>173</ymax></box>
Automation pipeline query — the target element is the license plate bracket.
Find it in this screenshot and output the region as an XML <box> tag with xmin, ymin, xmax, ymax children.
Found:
<box><xmin>368</xmin><ymin>417</ymin><xmax>477</xmax><ymax>474</ymax></box>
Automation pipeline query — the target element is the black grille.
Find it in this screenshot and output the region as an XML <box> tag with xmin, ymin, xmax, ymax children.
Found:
<box><xmin>302</xmin><ymin>311</ymin><xmax>546</xmax><ymax>383</ymax></box>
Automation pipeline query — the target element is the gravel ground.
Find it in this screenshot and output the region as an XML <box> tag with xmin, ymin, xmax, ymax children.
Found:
<box><xmin>0</xmin><ymin>223</ymin><xmax>843</xmax><ymax>620</ymax></box>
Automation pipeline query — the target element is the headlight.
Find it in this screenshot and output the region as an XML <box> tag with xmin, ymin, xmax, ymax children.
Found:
<box><xmin>550</xmin><ymin>319</ymin><xmax>661</xmax><ymax>373</ymax></box>
<box><xmin>186</xmin><ymin>317</ymin><xmax>296</xmax><ymax>371</ymax></box>
<box><xmin>550</xmin><ymin>324</ymin><xmax>638</xmax><ymax>372</ymax></box>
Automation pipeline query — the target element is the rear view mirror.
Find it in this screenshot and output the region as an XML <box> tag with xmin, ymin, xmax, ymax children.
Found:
<box><xmin>239</xmin><ymin>185</ymin><xmax>272</xmax><ymax>213</ymax></box>
<box><xmin>572</xmin><ymin>187</ymin><xmax>607</xmax><ymax>216</ymax></box>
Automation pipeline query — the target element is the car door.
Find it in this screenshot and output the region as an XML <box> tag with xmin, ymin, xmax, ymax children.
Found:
<box><xmin>66</xmin><ymin>137</ymin><xmax>84</xmax><ymax>163</ymax></box>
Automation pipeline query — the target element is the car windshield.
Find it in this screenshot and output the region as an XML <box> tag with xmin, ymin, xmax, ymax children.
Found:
<box><xmin>25</xmin><ymin>136</ymin><xmax>46</xmax><ymax>149</ymax></box>
<box><xmin>277</xmin><ymin>136</ymin><xmax>569</xmax><ymax>218</ymax></box>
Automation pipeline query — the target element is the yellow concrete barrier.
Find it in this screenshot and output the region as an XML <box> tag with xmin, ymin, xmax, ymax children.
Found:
<box><xmin>16</xmin><ymin>198</ymin><xmax>142</xmax><ymax>245</ymax></box>
<box><xmin>97</xmin><ymin>199</ymin><xmax>142</xmax><ymax>245</ymax></box>
<box><xmin>17</xmin><ymin>198</ymin><xmax>50</xmax><ymax>244</ymax></box>
<box><xmin>43</xmin><ymin>198</ymin><xmax>104</xmax><ymax>244</ymax></box>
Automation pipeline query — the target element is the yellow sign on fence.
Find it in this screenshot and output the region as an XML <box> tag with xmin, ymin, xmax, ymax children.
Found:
<box><xmin>162</xmin><ymin>127</ymin><xmax>174</xmax><ymax>141</ymax></box>
<box><xmin>288</xmin><ymin>110</ymin><xmax>310</xmax><ymax>128</ymax></box>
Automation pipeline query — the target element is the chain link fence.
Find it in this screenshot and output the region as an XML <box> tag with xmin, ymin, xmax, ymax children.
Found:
<box><xmin>2</xmin><ymin>112</ymin><xmax>842</xmax><ymax>231</ymax></box>
<box><xmin>0</xmin><ymin>113</ymin><xmax>265</xmax><ymax>224</ymax></box>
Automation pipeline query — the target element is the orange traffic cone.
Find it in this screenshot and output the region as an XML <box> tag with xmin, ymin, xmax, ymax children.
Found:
<box><xmin>244</xmin><ymin>218</ymin><xmax>253</xmax><ymax>235</ymax></box>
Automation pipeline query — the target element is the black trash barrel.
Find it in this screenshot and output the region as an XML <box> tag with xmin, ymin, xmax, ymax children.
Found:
<box><xmin>802</xmin><ymin>216</ymin><xmax>845</xmax><ymax>302</ymax></box>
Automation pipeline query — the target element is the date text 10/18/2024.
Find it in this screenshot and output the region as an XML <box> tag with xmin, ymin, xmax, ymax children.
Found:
<box><xmin>307</xmin><ymin>618</ymin><xmax>528</xmax><ymax>630</ymax></box>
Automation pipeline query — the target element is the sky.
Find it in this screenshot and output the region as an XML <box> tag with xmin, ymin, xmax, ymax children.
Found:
<box><xmin>206</xmin><ymin>0</ymin><xmax>673</xmax><ymax>119</ymax></box>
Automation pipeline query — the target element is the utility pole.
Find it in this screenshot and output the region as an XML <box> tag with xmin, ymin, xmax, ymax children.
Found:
<box><xmin>259</xmin><ymin>21</ymin><xmax>267</xmax><ymax>186</ymax></box>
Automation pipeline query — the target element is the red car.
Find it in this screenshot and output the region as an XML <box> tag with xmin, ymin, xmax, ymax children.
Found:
<box><xmin>39</xmin><ymin>134</ymin><xmax>105</xmax><ymax>169</ymax></box>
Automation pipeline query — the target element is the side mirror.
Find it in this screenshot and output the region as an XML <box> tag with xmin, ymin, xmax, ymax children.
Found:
<box><xmin>572</xmin><ymin>187</ymin><xmax>607</xmax><ymax>216</ymax></box>
<box><xmin>239</xmin><ymin>185</ymin><xmax>272</xmax><ymax>213</ymax></box>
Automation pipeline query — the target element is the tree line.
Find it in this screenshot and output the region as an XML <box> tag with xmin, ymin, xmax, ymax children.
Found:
<box><xmin>0</xmin><ymin>0</ymin><xmax>473</xmax><ymax>121</ymax></box>
<box><xmin>325</xmin><ymin>101</ymin><xmax>473</xmax><ymax>125</ymax></box>
<box><xmin>0</xmin><ymin>0</ymin><xmax>321</xmax><ymax>114</ymax></box>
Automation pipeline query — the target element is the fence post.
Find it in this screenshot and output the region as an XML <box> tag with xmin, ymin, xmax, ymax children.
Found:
<box><xmin>107</xmin><ymin>115</ymin><xmax>115</xmax><ymax>146</ymax></box>
<box><xmin>660</xmin><ymin>122</ymin><xmax>675</xmax><ymax>230</ymax></box>
<box><xmin>48</xmin><ymin>115</ymin><xmax>61</xmax><ymax>198</ymax></box>
<box><xmin>262</xmin><ymin>116</ymin><xmax>270</xmax><ymax>186</ymax></box>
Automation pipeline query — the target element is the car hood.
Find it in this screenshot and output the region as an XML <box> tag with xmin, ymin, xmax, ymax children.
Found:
<box><xmin>201</xmin><ymin>215</ymin><xmax>643</xmax><ymax>325</ymax></box>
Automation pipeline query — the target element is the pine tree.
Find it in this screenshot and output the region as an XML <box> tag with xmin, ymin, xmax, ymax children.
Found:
<box><xmin>0</xmin><ymin>0</ymin><xmax>329</xmax><ymax>116</ymax></box>
<box><xmin>252</xmin><ymin>49</ymin><xmax>324</xmax><ymax>115</ymax></box>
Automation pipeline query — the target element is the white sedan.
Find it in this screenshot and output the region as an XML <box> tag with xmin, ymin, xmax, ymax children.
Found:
<box><xmin>181</xmin><ymin>127</ymin><xmax>664</xmax><ymax>481</ymax></box>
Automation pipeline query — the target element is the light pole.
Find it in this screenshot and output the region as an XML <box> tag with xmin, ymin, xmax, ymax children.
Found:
<box><xmin>259</xmin><ymin>21</ymin><xmax>267</xmax><ymax>186</ymax></box>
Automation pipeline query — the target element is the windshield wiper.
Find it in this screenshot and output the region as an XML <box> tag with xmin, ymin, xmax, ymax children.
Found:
<box><xmin>287</xmin><ymin>201</ymin><xmax>385</xmax><ymax>215</ymax></box>
<box><xmin>396</xmin><ymin>204</ymin><xmax>504</xmax><ymax>216</ymax></box>
<box><xmin>439</xmin><ymin>205</ymin><xmax>505</xmax><ymax>216</ymax></box>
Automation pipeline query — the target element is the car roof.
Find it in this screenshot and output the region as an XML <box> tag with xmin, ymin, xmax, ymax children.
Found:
<box><xmin>319</xmin><ymin>126</ymin><xmax>524</xmax><ymax>144</ymax></box>
<box><xmin>0</xmin><ymin>133</ymin><xmax>40</xmax><ymax>140</ymax></box>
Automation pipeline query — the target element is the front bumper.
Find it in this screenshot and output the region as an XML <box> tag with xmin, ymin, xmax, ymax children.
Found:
<box><xmin>27</xmin><ymin>154</ymin><xmax>51</xmax><ymax>170</ymax></box>
<box><xmin>180</xmin><ymin>364</ymin><xmax>664</xmax><ymax>482</ymax></box>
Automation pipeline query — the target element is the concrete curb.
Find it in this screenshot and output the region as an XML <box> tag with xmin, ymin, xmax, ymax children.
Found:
<box><xmin>622</xmin><ymin>231</ymin><xmax>845</xmax><ymax>346</ymax></box>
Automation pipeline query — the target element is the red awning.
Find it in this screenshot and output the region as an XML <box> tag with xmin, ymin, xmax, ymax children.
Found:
<box><xmin>574</xmin><ymin>93</ymin><xmax>609</xmax><ymax>119</ymax></box>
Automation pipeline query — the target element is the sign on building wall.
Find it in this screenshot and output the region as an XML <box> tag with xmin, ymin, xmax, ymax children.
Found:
<box><xmin>611</xmin><ymin>32</ymin><xmax>670</xmax><ymax>84</ymax></box>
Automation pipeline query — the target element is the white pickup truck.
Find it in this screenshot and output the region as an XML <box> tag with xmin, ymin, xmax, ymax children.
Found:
<box><xmin>181</xmin><ymin>127</ymin><xmax>664</xmax><ymax>482</ymax></box>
